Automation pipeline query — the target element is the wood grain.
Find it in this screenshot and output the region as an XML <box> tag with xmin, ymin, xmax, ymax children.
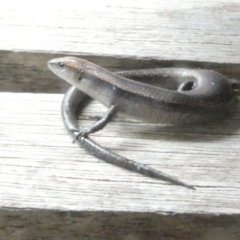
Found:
<box><xmin>0</xmin><ymin>0</ymin><xmax>240</xmax><ymax>63</ymax></box>
<box><xmin>0</xmin><ymin>50</ymin><xmax>240</xmax><ymax>93</ymax></box>
<box><xmin>1</xmin><ymin>92</ymin><xmax>240</xmax><ymax>214</ymax></box>
<box><xmin>1</xmin><ymin>0</ymin><xmax>240</xmax><ymax>238</ymax></box>
<box><xmin>0</xmin><ymin>210</ymin><xmax>239</xmax><ymax>240</ymax></box>
<box><xmin>1</xmin><ymin>92</ymin><xmax>240</xmax><ymax>239</ymax></box>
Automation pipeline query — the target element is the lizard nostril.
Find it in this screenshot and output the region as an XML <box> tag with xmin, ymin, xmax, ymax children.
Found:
<box><xmin>78</xmin><ymin>70</ymin><xmax>84</xmax><ymax>81</ymax></box>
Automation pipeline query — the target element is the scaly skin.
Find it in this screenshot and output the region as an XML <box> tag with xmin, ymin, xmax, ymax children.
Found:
<box><xmin>48</xmin><ymin>57</ymin><xmax>238</xmax><ymax>189</ymax></box>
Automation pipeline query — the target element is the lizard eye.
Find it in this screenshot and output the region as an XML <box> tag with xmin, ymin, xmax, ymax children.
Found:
<box><xmin>57</xmin><ymin>62</ymin><xmax>65</xmax><ymax>69</ymax></box>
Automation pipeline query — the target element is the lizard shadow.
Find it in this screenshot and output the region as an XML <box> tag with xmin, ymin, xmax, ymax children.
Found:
<box><xmin>79</xmin><ymin>97</ymin><xmax>240</xmax><ymax>143</ymax></box>
<box><xmin>130</xmin><ymin>118</ymin><xmax>240</xmax><ymax>143</ymax></box>
<box><xmin>111</xmin><ymin>100</ymin><xmax>240</xmax><ymax>143</ymax></box>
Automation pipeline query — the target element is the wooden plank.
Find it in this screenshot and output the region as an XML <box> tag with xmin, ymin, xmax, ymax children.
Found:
<box><xmin>1</xmin><ymin>0</ymin><xmax>240</xmax><ymax>238</ymax></box>
<box><xmin>0</xmin><ymin>210</ymin><xmax>240</xmax><ymax>240</ymax></box>
<box><xmin>1</xmin><ymin>92</ymin><xmax>240</xmax><ymax>239</ymax></box>
<box><xmin>1</xmin><ymin>92</ymin><xmax>240</xmax><ymax>214</ymax></box>
<box><xmin>0</xmin><ymin>0</ymin><xmax>240</xmax><ymax>63</ymax></box>
<box><xmin>1</xmin><ymin>50</ymin><xmax>240</xmax><ymax>93</ymax></box>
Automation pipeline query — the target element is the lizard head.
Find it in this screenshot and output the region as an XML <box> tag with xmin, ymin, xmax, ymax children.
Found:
<box><xmin>48</xmin><ymin>57</ymin><xmax>91</xmax><ymax>86</ymax></box>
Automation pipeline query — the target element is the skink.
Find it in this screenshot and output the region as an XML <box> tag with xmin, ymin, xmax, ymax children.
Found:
<box><xmin>48</xmin><ymin>57</ymin><xmax>238</xmax><ymax>189</ymax></box>
<box><xmin>61</xmin><ymin>86</ymin><xmax>195</xmax><ymax>189</ymax></box>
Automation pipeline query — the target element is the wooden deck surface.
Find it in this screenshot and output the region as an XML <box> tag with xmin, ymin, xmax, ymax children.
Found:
<box><xmin>1</xmin><ymin>92</ymin><xmax>240</xmax><ymax>213</ymax></box>
<box><xmin>1</xmin><ymin>0</ymin><xmax>240</xmax><ymax>63</ymax></box>
<box><xmin>1</xmin><ymin>0</ymin><xmax>240</xmax><ymax>239</ymax></box>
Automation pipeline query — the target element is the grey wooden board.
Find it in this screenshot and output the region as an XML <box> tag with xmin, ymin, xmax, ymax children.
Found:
<box><xmin>1</xmin><ymin>0</ymin><xmax>240</xmax><ymax>238</ymax></box>
<box><xmin>1</xmin><ymin>51</ymin><xmax>240</xmax><ymax>93</ymax></box>
<box><xmin>0</xmin><ymin>92</ymin><xmax>240</xmax><ymax>214</ymax></box>
<box><xmin>0</xmin><ymin>0</ymin><xmax>240</xmax><ymax>63</ymax></box>
<box><xmin>0</xmin><ymin>210</ymin><xmax>240</xmax><ymax>240</ymax></box>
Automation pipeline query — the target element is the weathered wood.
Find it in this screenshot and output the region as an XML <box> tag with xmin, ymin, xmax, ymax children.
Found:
<box><xmin>1</xmin><ymin>92</ymin><xmax>240</xmax><ymax>213</ymax></box>
<box><xmin>0</xmin><ymin>210</ymin><xmax>240</xmax><ymax>240</ymax></box>
<box><xmin>1</xmin><ymin>0</ymin><xmax>240</xmax><ymax>238</ymax></box>
<box><xmin>0</xmin><ymin>0</ymin><xmax>240</xmax><ymax>63</ymax></box>
<box><xmin>1</xmin><ymin>50</ymin><xmax>240</xmax><ymax>93</ymax></box>
<box><xmin>1</xmin><ymin>92</ymin><xmax>240</xmax><ymax>239</ymax></box>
